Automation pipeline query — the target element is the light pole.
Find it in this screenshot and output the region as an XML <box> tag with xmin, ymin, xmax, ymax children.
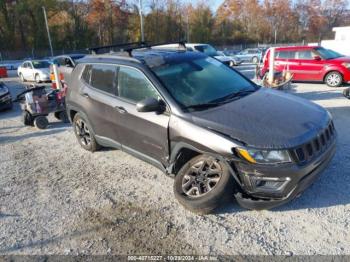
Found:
<box><xmin>138</xmin><ymin>0</ymin><xmax>144</xmax><ymax>42</ymax></box>
<box><xmin>274</xmin><ymin>28</ymin><xmax>277</xmax><ymax>45</ymax></box>
<box><xmin>42</xmin><ymin>6</ymin><xmax>54</xmax><ymax>57</ymax></box>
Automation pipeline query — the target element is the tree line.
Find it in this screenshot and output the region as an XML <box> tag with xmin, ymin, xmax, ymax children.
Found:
<box><xmin>0</xmin><ymin>0</ymin><xmax>349</xmax><ymax>56</ymax></box>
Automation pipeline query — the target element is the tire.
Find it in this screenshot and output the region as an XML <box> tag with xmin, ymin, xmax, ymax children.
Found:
<box><xmin>325</xmin><ymin>71</ymin><xmax>343</xmax><ymax>87</ymax></box>
<box><xmin>54</xmin><ymin>111</ymin><xmax>69</xmax><ymax>123</ymax></box>
<box><xmin>174</xmin><ymin>154</ymin><xmax>234</xmax><ymax>214</ymax></box>
<box><xmin>73</xmin><ymin>113</ymin><xmax>99</xmax><ymax>152</ymax></box>
<box><xmin>19</xmin><ymin>73</ymin><xmax>25</xmax><ymax>82</ymax></box>
<box><xmin>6</xmin><ymin>101</ymin><xmax>13</xmax><ymax>110</ymax></box>
<box><xmin>35</xmin><ymin>74</ymin><xmax>41</xmax><ymax>83</ymax></box>
<box><xmin>34</xmin><ymin>116</ymin><xmax>49</xmax><ymax>129</ymax></box>
<box><xmin>343</xmin><ymin>88</ymin><xmax>350</xmax><ymax>99</ymax></box>
<box><xmin>22</xmin><ymin>111</ymin><xmax>33</xmax><ymax>126</ymax></box>
<box><xmin>252</xmin><ymin>56</ymin><xmax>259</xmax><ymax>64</ymax></box>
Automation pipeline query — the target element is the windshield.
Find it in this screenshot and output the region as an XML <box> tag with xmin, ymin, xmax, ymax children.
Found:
<box><xmin>316</xmin><ymin>47</ymin><xmax>343</xmax><ymax>60</ymax></box>
<box><xmin>194</xmin><ymin>45</ymin><xmax>218</xmax><ymax>57</ymax></box>
<box><xmin>152</xmin><ymin>56</ymin><xmax>256</xmax><ymax>109</ymax></box>
<box><xmin>32</xmin><ymin>61</ymin><xmax>50</xmax><ymax>69</ymax></box>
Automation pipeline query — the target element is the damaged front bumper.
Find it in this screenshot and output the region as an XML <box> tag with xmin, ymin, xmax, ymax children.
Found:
<box><xmin>233</xmin><ymin>140</ymin><xmax>336</xmax><ymax>210</ymax></box>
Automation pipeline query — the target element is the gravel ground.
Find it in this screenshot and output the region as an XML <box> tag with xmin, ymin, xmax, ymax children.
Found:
<box><xmin>0</xmin><ymin>75</ymin><xmax>350</xmax><ymax>256</ymax></box>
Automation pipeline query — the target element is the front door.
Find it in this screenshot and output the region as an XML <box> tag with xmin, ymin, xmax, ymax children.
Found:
<box><xmin>296</xmin><ymin>50</ymin><xmax>324</xmax><ymax>81</ymax></box>
<box><xmin>113</xmin><ymin>65</ymin><xmax>170</xmax><ymax>166</ymax></box>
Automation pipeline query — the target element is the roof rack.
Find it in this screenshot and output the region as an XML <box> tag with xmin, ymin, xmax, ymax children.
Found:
<box><xmin>87</xmin><ymin>41</ymin><xmax>187</xmax><ymax>56</ymax></box>
<box><xmin>87</xmin><ymin>42</ymin><xmax>147</xmax><ymax>55</ymax></box>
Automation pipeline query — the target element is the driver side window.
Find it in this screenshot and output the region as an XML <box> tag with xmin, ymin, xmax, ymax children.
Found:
<box><xmin>117</xmin><ymin>66</ymin><xmax>158</xmax><ymax>103</ymax></box>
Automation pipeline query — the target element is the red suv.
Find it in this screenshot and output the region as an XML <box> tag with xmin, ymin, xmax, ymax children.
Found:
<box><xmin>261</xmin><ymin>46</ymin><xmax>350</xmax><ymax>87</ymax></box>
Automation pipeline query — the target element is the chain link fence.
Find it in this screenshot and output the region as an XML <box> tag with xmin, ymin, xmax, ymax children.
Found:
<box><xmin>0</xmin><ymin>42</ymin><xmax>308</xmax><ymax>66</ymax></box>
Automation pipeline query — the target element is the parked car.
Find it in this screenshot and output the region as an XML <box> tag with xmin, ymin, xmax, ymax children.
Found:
<box><xmin>158</xmin><ymin>43</ymin><xmax>241</xmax><ymax>66</ymax></box>
<box><xmin>235</xmin><ymin>48</ymin><xmax>263</xmax><ymax>63</ymax></box>
<box><xmin>217</xmin><ymin>51</ymin><xmax>243</xmax><ymax>65</ymax></box>
<box><xmin>261</xmin><ymin>46</ymin><xmax>350</xmax><ymax>87</ymax></box>
<box><xmin>66</xmin><ymin>43</ymin><xmax>336</xmax><ymax>214</ymax></box>
<box><xmin>0</xmin><ymin>82</ymin><xmax>12</xmax><ymax>111</ymax></box>
<box><xmin>222</xmin><ymin>49</ymin><xmax>241</xmax><ymax>56</ymax></box>
<box><xmin>17</xmin><ymin>60</ymin><xmax>51</xmax><ymax>83</ymax></box>
<box><xmin>0</xmin><ymin>66</ymin><xmax>7</xmax><ymax>78</ymax></box>
<box><xmin>50</xmin><ymin>54</ymin><xmax>86</xmax><ymax>84</ymax></box>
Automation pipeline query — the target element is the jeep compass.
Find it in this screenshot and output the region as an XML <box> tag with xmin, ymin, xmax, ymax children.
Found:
<box><xmin>66</xmin><ymin>42</ymin><xmax>336</xmax><ymax>213</ymax></box>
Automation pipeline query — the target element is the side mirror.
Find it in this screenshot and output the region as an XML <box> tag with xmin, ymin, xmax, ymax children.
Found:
<box><xmin>136</xmin><ymin>97</ymin><xmax>164</xmax><ymax>113</ymax></box>
<box><xmin>314</xmin><ymin>56</ymin><xmax>321</xmax><ymax>61</ymax></box>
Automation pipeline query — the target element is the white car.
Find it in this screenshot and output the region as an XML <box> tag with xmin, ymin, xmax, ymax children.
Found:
<box><xmin>17</xmin><ymin>60</ymin><xmax>51</xmax><ymax>83</ymax></box>
<box><xmin>155</xmin><ymin>43</ymin><xmax>241</xmax><ymax>66</ymax></box>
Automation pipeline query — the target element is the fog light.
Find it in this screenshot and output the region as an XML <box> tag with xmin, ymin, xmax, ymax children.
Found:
<box><xmin>249</xmin><ymin>176</ymin><xmax>290</xmax><ymax>193</ymax></box>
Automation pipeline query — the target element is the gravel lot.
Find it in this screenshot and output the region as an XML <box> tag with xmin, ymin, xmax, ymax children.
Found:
<box><xmin>0</xmin><ymin>73</ymin><xmax>350</xmax><ymax>256</ymax></box>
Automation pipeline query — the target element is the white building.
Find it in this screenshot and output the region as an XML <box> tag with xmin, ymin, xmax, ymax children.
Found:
<box><xmin>321</xmin><ymin>26</ymin><xmax>350</xmax><ymax>56</ymax></box>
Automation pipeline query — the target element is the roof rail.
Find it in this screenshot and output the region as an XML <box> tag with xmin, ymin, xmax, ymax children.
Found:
<box><xmin>87</xmin><ymin>41</ymin><xmax>187</xmax><ymax>56</ymax></box>
<box><xmin>87</xmin><ymin>42</ymin><xmax>147</xmax><ymax>55</ymax></box>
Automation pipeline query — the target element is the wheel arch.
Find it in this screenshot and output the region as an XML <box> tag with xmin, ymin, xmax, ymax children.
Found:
<box><xmin>68</xmin><ymin>108</ymin><xmax>97</xmax><ymax>136</ymax></box>
<box><xmin>170</xmin><ymin>145</ymin><xmax>201</xmax><ymax>176</ymax></box>
<box><xmin>323</xmin><ymin>69</ymin><xmax>343</xmax><ymax>83</ymax></box>
<box><xmin>69</xmin><ymin>109</ymin><xmax>78</xmax><ymax>123</ymax></box>
<box><xmin>168</xmin><ymin>142</ymin><xmax>242</xmax><ymax>187</ymax></box>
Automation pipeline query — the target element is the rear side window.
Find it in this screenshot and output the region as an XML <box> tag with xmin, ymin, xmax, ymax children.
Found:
<box><xmin>276</xmin><ymin>51</ymin><xmax>296</xmax><ymax>59</ymax></box>
<box><xmin>297</xmin><ymin>50</ymin><xmax>313</xmax><ymax>60</ymax></box>
<box><xmin>90</xmin><ymin>64</ymin><xmax>117</xmax><ymax>95</ymax></box>
<box><xmin>117</xmin><ymin>67</ymin><xmax>158</xmax><ymax>102</ymax></box>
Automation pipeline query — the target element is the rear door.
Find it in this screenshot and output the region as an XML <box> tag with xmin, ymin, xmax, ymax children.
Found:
<box><xmin>79</xmin><ymin>63</ymin><xmax>123</xmax><ymax>146</ymax></box>
<box><xmin>296</xmin><ymin>49</ymin><xmax>324</xmax><ymax>81</ymax></box>
<box><xmin>22</xmin><ymin>62</ymin><xmax>32</xmax><ymax>80</ymax></box>
<box><xmin>113</xmin><ymin>65</ymin><xmax>170</xmax><ymax>166</ymax></box>
<box><xmin>20</xmin><ymin>62</ymin><xmax>28</xmax><ymax>78</ymax></box>
<box><xmin>275</xmin><ymin>50</ymin><xmax>300</xmax><ymax>79</ymax></box>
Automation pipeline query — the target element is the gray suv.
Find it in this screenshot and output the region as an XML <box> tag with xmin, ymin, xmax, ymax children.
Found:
<box><xmin>66</xmin><ymin>43</ymin><xmax>336</xmax><ymax>213</ymax></box>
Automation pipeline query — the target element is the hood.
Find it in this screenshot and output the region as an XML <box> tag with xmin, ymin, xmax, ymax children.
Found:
<box><xmin>328</xmin><ymin>56</ymin><xmax>350</xmax><ymax>63</ymax></box>
<box><xmin>36</xmin><ymin>68</ymin><xmax>50</xmax><ymax>75</ymax></box>
<box><xmin>190</xmin><ymin>88</ymin><xmax>330</xmax><ymax>149</ymax></box>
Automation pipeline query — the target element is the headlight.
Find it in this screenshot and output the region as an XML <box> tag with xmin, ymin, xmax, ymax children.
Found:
<box><xmin>342</xmin><ymin>62</ymin><xmax>350</xmax><ymax>69</ymax></box>
<box><xmin>236</xmin><ymin>147</ymin><xmax>292</xmax><ymax>164</ymax></box>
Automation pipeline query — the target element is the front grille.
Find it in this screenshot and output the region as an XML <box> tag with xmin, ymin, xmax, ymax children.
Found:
<box><xmin>291</xmin><ymin>121</ymin><xmax>335</xmax><ymax>163</ymax></box>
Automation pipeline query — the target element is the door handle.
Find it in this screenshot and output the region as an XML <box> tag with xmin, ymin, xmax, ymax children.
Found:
<box><xmin>115</xmin><ymin>106</ymin><xmax>127</xmax><ymax>114</ymax></box>
<box><xmin>81</xmin><ymin>93</ymin><xmax>90</xmax><ymax>98</ymax></box>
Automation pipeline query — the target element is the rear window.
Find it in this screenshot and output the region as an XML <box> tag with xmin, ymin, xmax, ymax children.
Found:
<box><xmin>81</xmin><ymin>65</ymin><xmax>92</xmax><ymax>83</ymax></box>
<box><xmin>89</xmin><ymin>64</ymin><xmax>117</xmax><ymax>95</ymax></box>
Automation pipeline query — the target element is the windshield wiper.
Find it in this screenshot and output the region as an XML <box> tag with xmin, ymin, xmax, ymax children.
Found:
<box><xmin>184</xmin><ymin>102</ymin><xmax>221</xmax><ymax>110</ymax></box>
<box><xmin>211</xmin><ymin>89</ymin><xmax>256</xmax><ymax>103</ymax></box>
<box><xmin>184</xmin><ymin>89</ymin><xmax>256</xmax><ymax>110</ymax></box>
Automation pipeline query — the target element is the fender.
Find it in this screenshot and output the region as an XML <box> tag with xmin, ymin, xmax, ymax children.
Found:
<box><xmin>322</xmin><ymin>65</ymin><xmax>347</xmax><ymax>80</ymax></box>
<box><xmin>167</xmin><ymin>141</ymin><xmax>243</xmax><ymax>187</ymax></box>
